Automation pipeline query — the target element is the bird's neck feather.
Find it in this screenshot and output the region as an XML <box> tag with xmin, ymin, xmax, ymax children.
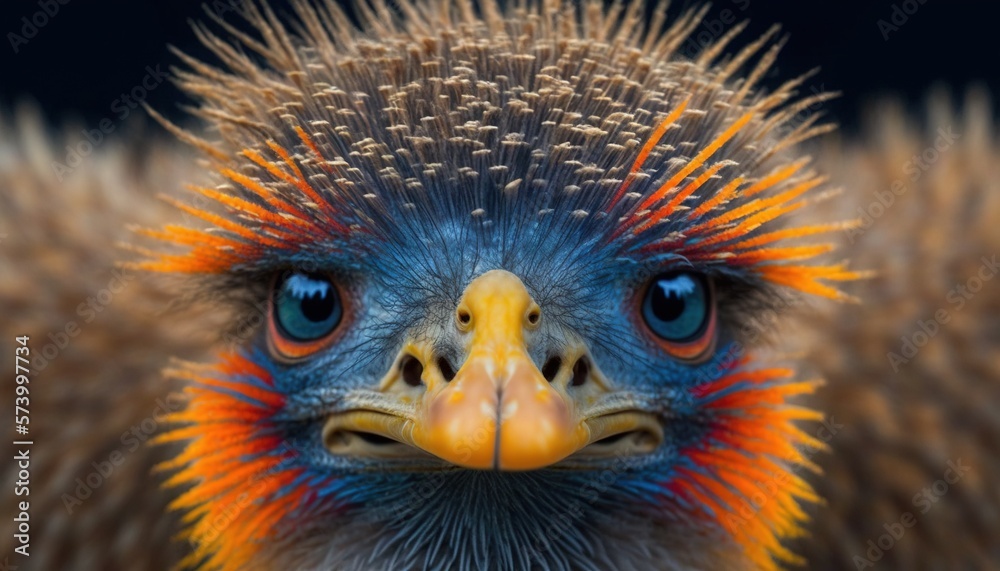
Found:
<box><xmin>255</xmin><ymin>470</ymin><xmax>747</xmax><ymax>571</ymax></box>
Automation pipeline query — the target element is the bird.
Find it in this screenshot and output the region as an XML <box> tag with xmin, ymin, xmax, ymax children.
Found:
<box><xmin>133</xmin><ymin>0</ymin><xmax>861</xmax><ymax>568</ymax></box>
<box><xmin>0</xmin><ymin>1</ymin><xmax>997</xmax><ymax>570</ymax></box>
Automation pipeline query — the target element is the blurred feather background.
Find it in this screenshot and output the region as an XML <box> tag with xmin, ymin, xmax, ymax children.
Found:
<box><xmin>0</xmin><ymin>0</ymin><xmax>997</xmax><ymax>569</ymax></box>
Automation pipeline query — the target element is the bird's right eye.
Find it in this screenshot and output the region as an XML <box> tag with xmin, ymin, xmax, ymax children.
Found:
<box><xmin>268</xmin><ymin>271</ymin><xmax>345</xmax><ymax>359</ymax></box>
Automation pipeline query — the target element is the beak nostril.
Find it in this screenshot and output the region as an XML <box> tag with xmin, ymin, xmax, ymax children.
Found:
<box><xmin>400</xmin><ymin>355</ymin><xmax>424</xmax><ymax>387</ymax></box>
<box><xmin>541</xmin><ymin>357</ymin><xmax>562</xmax><ymax>382</ymax></box>
<box><xmin>437</xmin><ymin>356</ymin><xmax>457</xmax><ymax>382</ymax></box>
<box><xmin>570</xmin><ymin>357</ymin><xmax>589</xmax><ymax>387</ymax></box>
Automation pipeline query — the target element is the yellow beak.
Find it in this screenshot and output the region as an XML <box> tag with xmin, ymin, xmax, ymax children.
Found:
<box><xmin>410</xmin><ymin>270</ymin><xmax>590</xmax><ymax>470</ymax></box>
<box><xmin>322</xmin><ymin>269</ymin><xmax>663</xmax><ymax>470</ymax></box>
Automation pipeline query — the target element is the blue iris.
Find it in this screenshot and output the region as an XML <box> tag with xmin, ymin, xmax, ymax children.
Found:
<box><xmin>642</xmin><ymin>272</ymin><xmax>710</xmax><ymax>342</ymax></box>
<box><xmin>274</xmin><ymin>272</ymin><xmax>342</xmax><ymax>341</ymax></box>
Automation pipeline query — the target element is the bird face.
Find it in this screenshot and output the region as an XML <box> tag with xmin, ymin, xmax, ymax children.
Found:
<box><xmin>143</xmin><ymin>1</ymin><xmax>860</xmax><ymax>569</ymax></box>
<box><xmin>282</xmin><ymin>239</ymin><xmax>712</xmax><ymax>474</ymax></box>
<box><xmin>219</xmin><ymin>224</ymin><xmax>734</xmax><ymax>568</ymax></box>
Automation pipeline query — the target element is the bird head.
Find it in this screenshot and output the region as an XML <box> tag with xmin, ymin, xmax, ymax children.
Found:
<box><xmin>142</xmin><ymin>1</ymin><xmax>860</xmax><ymax>569</ymax></box>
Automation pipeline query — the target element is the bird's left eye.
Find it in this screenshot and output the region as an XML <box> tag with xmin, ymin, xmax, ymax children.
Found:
<box><xmin>640</xmin><ymin>271</ymin><xmax>716</xmax><ymax>360</ymax></box>
<box><xmin>268</xmin><ymin>271</ymin><xmax>345</xmax><ymax>359</ymax></box>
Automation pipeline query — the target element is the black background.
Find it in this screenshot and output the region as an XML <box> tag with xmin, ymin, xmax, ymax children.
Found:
<box><xmin>0</xmin><ymin>0</ymin><xmax>993</xmax><ymax>133</ymax></box>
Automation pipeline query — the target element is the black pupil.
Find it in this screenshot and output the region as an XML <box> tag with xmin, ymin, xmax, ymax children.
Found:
<box><xmin>651</xmin><ymin>284</ymin><xmax>685</xmax><ymax>322</ymax></box>
<box><xmin>301</xmin><ymin>290</ymin><xmax>335</xmax><ymax>321</ymax></box>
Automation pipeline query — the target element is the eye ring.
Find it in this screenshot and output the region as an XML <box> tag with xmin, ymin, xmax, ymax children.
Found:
<box><xmin>267</xmin><ymin>271</ymin><xmax>347</xmax><ymax>360</ymax></box>
<box><xmin>639</xmin><ymin>271</ymin><xmax>716</xmax><ymax>362</ymax></box>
